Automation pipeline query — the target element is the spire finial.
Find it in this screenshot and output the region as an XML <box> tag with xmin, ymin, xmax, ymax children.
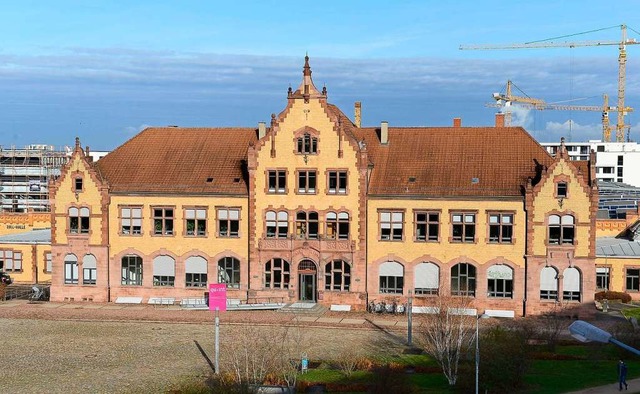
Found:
<box><xmin>303</xmin><ymin>54</ymin><xmax>311</xmax><ymax>77</ymax></box>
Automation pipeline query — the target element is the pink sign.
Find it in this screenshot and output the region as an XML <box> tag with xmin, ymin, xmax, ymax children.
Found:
<box><xmin>209</xmin><ymin>283</ymin><xmax>227</xmax><ymax>311</ymax></box>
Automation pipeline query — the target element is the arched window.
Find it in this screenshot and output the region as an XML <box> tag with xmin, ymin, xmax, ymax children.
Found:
<box><xmin>153</xmin><ymin>255</ymin><xmax>175</xmax><ymax>287</ymax></box>
<box><xmin>82</xmin><ymin>254</ymin><xmax>97</xmax><ymax>285</ymax></box>
<box><xmin>540</xmin><ymin>266</ymin><xmax>558</xmax><ymax>300</ymax></box>
<box><xmin>296</xmin><ymin>211</ymin><xmax>319</xmax><ymax>239</ymax></box>
<box><xmin>68</xmin><ymin>206</ymin><xmax>90</xmax><ymax>234</ymax></box>
<box><xmin>325</xmin><ymin>260</ymin><xmax>351</xmax><ymax>291</ymax></box>
<box><xmin>326</xmin><ymin>212</ymin><xmax>350</xmax><ymax>240</ymax></box>
<box><xmin>218</xmin><ymin>257</ymin><xmax>240</xmax><ymax>288</ymax></box>
<box><xmin>548</xmin><ymin>215</ymin><xmax>575</xmax><ymax>245</ymax></box>
<box><xmin>185</xmin><ymin>256</ymin><xmax>207</xmax><ymax>288</ymax></box>
<box><xmin>563</xmin><ymin>267</ymin><xmax>581</xmax><ymax>301</ymax></box>
<box><xmin>451</xmin><ymin>263</ymin><xmax>476</xmax><ymax>297</ymax></box>
<box><xmin>266</xmin><ymin>211</ymin><xmax>288</xmax><ymax>238</ymax></box>
<box><xmin>64</xmin><ymin>254</ymin><xmax>78</xmax><ymax>284</ymax></box>
<box><xmin>297</xmin><ymin>133</ymin><xmax>317</xmax><ymax>154</ymax></box>
<box><xmin>415</xmin><ymin>262</ymin><xmax>439</xmax><ymax>295</ymax></box>
<box><xmin>264</xmin><ymin>258</ymin><xmax>290</xmax><ymax>289</ymax></box>
<box><xmin>121</xmin><ymin>255</ymin><xmax>143</xmax><ymax>286</ymax></box>
<box><xmin>487</xmin><ymin>264</ymin><xmax>513</xmax><ymax>298</ymax></box>
<box><xmin>379</xmin><ymin>261</ymin><xmax>404</xmax><ymax>294</ymax></box>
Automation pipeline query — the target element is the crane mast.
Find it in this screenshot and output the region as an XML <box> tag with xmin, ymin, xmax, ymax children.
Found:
<box><xmin>460</xmin><ymin>25</ymin><xmax>638</xmax><ymax>142</ymax></box>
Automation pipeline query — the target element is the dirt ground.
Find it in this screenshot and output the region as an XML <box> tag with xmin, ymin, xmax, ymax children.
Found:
<box><xmin>0</xmin><ymin>302</ymin><xmax>411</xmax><ymax>393</ymax></box>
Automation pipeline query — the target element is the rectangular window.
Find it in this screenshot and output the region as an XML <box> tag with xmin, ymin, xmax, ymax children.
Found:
<box><xmin>218</xmin><ymin>208</ymin><xmax>240</xmax><ymax>237</ymax></box>
<box><xmin>45</xmin><ymin>252</ymin><xmax>52</xmax><ymax>273</ymax></box>
<box><xmin>556</xmin><ymin>182</ymin><xmax>568</xmax><ymax>198</ymax></box>
<box><xmin>0</xmin><ymin>250</ymin><xmax>22</xmax><ymax>272</ymax></box>
<box><xmin>380</xmin><ymin>211</ymin><xmax>403</xmax><ymax>241</ymax></box>
<box><xmin>379</xmin><ymin>276</ymin><xmax>404</xmax><ymax>294</ymax></box>
<box><xmin>186</xmin><ymin>273</ymin><xmax>207</xmax><ymax>288</ymax></box>
<box><xmin>83</xmin><ymin>267</ymin><xmax>97</xmax><ymax>285</ymax></box>
<box><xmin>618</xmin><ymin>155</ymin><xmax>624</xmax><ymax>166</ymax></box>
<box><xmin>120</xmin><ymin>206</ymin><xmax>142</xmax><ymax>235</ymax></box>
<box><xmin>297</xmin><ymin>170</ymin><xmax>317</xmax><ymax>194</ymax></box>
<box><xmin>64</xmin><ymin>260</ymin><xmax>78</xmax><ymax>284</ymax></box>
<box><xmin>415</xmin><ymin>211</ymin><xmax>439</xmax><ymax>242</ymax></box>
<box><xmin>69</xmin><ymin>207</ymin><xmax>90</xmax><ymax>234</ymax></box>
<box><xmin>185</xmin><ymin>208</ymin><xmax>207</xmax><ymax>237</ymax></box>
<box><xmin>153</xmin><ymin>207</ymin><xmax>174</xmax><ymax>236</ymax></box>
<box><xmin>488</xmin><ymin>213</ymin><xmax>513</xmax><ymax>244</ymax></box>
<box><xmin>268</xmin><ymin>170</ymin><xmax>287</xmax><ymax>193</ymax></box>
<box><xmin>602</xmin><ymin>167</ymin><xmax>614</xmax><ymax>174</ymax></box>
<box><xmin>617</xmin><ymin>167</ymin><xmax>624</xmax><ymax>177</ymax></box>
<box><xmin>451</xmin><ymin>213</ymin><xmax>476</xmax><ymax>243</ymax></box>
<box><xmin>596</xmin><ymin>267</ymin><xmax>610</xmax><ymax>291</ymax></box>
<box><xmin>74</xmin><ymin>178</ymin><xmax>83</xmax><ymax>192</ymax></box>
<box><xmin>626</xmin><ymin>269</ymin><xmax>640</xmax><ymax>292</ymax></box>
<box><xmin>327</xmin><ymin>171</ymin><xmax>348</xmax><ymax>194</ymax></box>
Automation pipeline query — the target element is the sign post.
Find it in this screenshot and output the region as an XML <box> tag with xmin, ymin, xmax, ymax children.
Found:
<box><xmin>209</xmin><ymin>284</ymin><xmax>227</xmax><ymax>374</ymax></box>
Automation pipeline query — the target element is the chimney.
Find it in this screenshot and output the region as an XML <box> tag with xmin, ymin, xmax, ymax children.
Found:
<box><xmin>495</xmin><ymin>113</ymin><xmax>505</xmax><ymax>128</ymax></box>
<box><xmin>380</xmin><ymin>121</ymin><xmax>389</xmax><ymax>145</ymax></box>
<box><xmin>85</xmin><ymin>146</ymin><xmax>91</xmax><ymax>162</ymax></box>
<box><xmin>453</xmin><ymin>117</ymin><xmax>462</xmax><ymax>128</ymax></box>
<box><xmin>258</xmin><ymin>122</ymin><xmax>266</xmax><ymax>139</ymax></box>
<box><xmin>354</xmin><ymin>102</ymin><xmax>362</xmax><ymax>128</ymax></box>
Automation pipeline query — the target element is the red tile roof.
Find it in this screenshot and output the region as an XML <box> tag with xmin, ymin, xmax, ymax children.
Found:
<box><xmin>96</xmin><ymin>127</ymin><xmax>256</xmax><ymax>195</ymax></box>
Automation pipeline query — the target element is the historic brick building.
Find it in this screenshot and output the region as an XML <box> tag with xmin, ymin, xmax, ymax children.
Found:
<box><xmin>48</xmin><ymin>57</ymin><xmax>598</xmax><ymax>316</ymax></box>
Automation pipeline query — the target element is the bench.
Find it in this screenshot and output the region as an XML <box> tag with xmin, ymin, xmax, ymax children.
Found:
<box><xmin>148</xmin><ymin>297</ymin><xmax>176</xmax><ymax>306</ymax></box>
<box><xmin>180</xmin><ymin>298</ymin><xmax>208</xmax><ymax>310</ymax></box>
<box><xmin>114</xmin><ymin>297</ymin><xmax>143</xmax><ymax>304</ymax></box>
<box><xmin>330</xmin><ymin>304</ymin><xmax>351</xmax><ymax>312</ymax></box>
<box><xmin>485</xmin><ymin>309</ymin><xmax>515</xmax><ymax>318</ymax></box>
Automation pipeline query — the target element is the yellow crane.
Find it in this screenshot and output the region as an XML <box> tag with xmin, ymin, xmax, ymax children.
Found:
<box><xmin>489</xmin><ymin>80</ymin><xmax>619</xmax><ymax>141</ymax></box>
<box><xmin>460</xmin><ymin>24</ymin><xmax>638</xmax><ymax>142</ymax></box>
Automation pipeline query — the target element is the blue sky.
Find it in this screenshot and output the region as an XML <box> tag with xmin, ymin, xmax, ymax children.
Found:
<box><xmin>1</xmin><ymin>1</ymin><xmax>639</xmax><ymax>150</ymax></box>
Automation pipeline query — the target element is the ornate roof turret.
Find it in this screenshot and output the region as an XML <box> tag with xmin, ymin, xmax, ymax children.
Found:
<box><xmin>290</xmin><ymin>55</ymin><xmax>327</xmax><ymax>103</ymax></box>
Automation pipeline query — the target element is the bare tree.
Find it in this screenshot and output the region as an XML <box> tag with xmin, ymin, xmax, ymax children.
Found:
<box><xmin>416</xmin><ymin>295</ymin><xmax>476</xmax><ymax>385</ymax></box>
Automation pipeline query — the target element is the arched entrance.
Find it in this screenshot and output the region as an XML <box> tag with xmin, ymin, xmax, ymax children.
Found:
<box><xmin>298</xmin><ymin>260</ymin><xmax>317</xmax><ymax>302</ymax></box>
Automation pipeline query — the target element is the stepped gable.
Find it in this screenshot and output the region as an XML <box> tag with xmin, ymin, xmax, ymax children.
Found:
<box><xmin>96</xmin><ymin>127</ymin><xmax>257</xmax><ymax>194</ymax></box>
<box><xmin>351</xmin><ymin>125</ymin><xmax>556</xmax><ymax>197</ymax></box>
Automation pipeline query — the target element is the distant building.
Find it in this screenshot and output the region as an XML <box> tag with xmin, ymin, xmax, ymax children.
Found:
<box><xmin>48</xmin><ymin>57</ymin><xmax>598</xmax><ymax>317</ymax></box>
<box><xmin>541</xmin><ymin>141</ymin><xmax>640</xmax><ymax>187</ymax></box>
<box><xmin>0</xmin><ymin>229</ymin><xmax>51</xmax><ymax>284</ymax></box>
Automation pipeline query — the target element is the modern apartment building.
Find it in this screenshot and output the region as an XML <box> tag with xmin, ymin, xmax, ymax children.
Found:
<box><xmin>48</xmin><ymin>57</ymin><xmax>598</xmax><ymax>317</ymax></box>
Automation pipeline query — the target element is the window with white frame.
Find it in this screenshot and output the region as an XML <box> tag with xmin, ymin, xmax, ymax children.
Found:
<box><xmin>414</xmin><ymin>262</ymin><xmax>439</xmax><ymax>295</ymax></box>
<box><xmin>556</xmin><ymin>182</ymin><xmax>568</xmax><ymax>198</ymax></box>
<box><xmin>121</xmin><ymin>255</ymin><xmax>143</xmax><ymax>286</ymax></box>
<box><xmin>120</xmin><ymin>206</ymin><xmax>142</xmax><ymax>235</ymax></box>
<box><xmin>451</xmin><ymin>263</ymin><xmax>476</xmax><ymax>296</ymax></box>
<box><xmin>488</xmin><ymin>213</ymin><xmax>513</xmax><ymax>243</ymax></box>
<box><xmin>295</xmin><ymin>211</ymin><xmax>318</xmax><ymax>239</ymax></box>
<box><xmin>452</xmin><ymin>213</ymin><xmax>475</xmax><ymax>243</ymax></box>
<box><xmin>185</xmin><ymin>208</ymin><xmax>207</xmax><ymax>237</ymax></box>
<box><xmin>548</xmin><ymin>214</ymin><xmax>575</xmax><ymax>245</ymax></box>
<box><xmin>325</xmin><ymin>260</ymin><xmax>351</xmax><ymax>291</ymax></box>
<box><xmin>44</xmin><ymin>252</ymin><xmax>52</xmax><ymax>273</ymax></box>
<box><xmin>380</xmin><ymin>211</ymin><xmax>403</xmax><ymax>241</ymax></box>
<box><xmin>487</xmin><ymin>264</ymin><xmax>513</xmax><ymax>298</ymax></box>
<box><xmin>267</xmin><ymin>170</ymin><xmax>287</xmax><ymax>193</ymax></box>
<box><xmin>297</xmin><ymin>170</ymin><xmax>317</xmax><ymax>194</ymax></box>
<box><xmin>152</xmin><ymin>207</ymin><xmax>174</xmax><ymax>236</ymax></box>
<box><xmin>82</xmin><ymin>254</ymin><xmax>97</xmax><ymax>285</ymax></box>
<box><xmin>153</xmin><ymin>255</ymin><xmax>175</xmax><ymax>286</ymax></box>
<box><xmin>596</xmin><ymin>267</ymin><xmax>610</xmax><ymax>291</ymax></box>
<box><xmin>64</xmin><ymin>254</ymin><xmax>78</xmax><ymax>284</ymax></box>
<box><xmin>264</xmin><ymin>258</ymin><xmax>290</xmax><ymax>289</ymax></box>
<box><xmin>327</xmin><ymin>170</ymin><xmax>347</xmax><ymax>194</ymax></box>
<box><xmin>218</xmin><ymin>208</ymin><xmax>240</xmax><ymax>237</ymax></box>
<box><xmin>0</xmin><ymin>250</ymin><xmax>22</xmax><ymax>272</ymax></box>
<box><xmin>266</xmin><ymin>211</ymin><xmax>288</xmax><ymax>238</ymax></box>
<box><xmin>379</xmin><ymin>261</ymin><xmax>404</xmax><ymax>294</ymax></box>
<box><xmin>69</xmin><ymin>207</ymin><xmax>90</xmax><ymax>234</ymax></box>
<box><xmin>563</xmin><ymin>267</ymin><xmax>581</xmax><ymax>301</ymax></box>
<box><xmin>185</xmin><ymin>256</ymin><xmax>208</xmax><ymax>288</ymax></box>
<box><xmin>415</xmin><ymin>211</ymin><xmax>439</xmax><ymax>242</ymax></box>
<box><xmin>218</xmin><ymin>257</ymin><xmax>240</xmax><ymax>288</ymax></box>
<box><xmin>326</xmin><ymin>212</ymin><xmax>349</xmax><ymax>239</ymax></box>
<box><xmin>540</xmin><ymin>266</ymin><xmax>558</xmax><ymax>300</ymax></box>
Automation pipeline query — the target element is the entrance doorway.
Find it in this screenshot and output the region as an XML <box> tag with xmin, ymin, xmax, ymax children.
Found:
<box><xmin>298</xmin><ymin>260</ymin><xmax>317</xmax><ymax>302</ymax></box>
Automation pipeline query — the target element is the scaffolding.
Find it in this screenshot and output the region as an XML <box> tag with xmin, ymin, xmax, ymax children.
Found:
<box><xmin>0</xmin><ymin>145</ymin><xmax>69</xmax><ymax>213</ymax></box>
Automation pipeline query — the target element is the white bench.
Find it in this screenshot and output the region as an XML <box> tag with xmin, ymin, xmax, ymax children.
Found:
<box><xmin>180</xmin><ymin>298</ymin><xmax>208</xmax><ymax>309</ymax></box>
<box><xmin>411</xmin><ymin>306</ymin><xmax>439</xmax><ymax>314</ymax></box>
<box><xmin>148</xmin><ymin>297</ymin><xmax>176</xmax><ymax>306</ymax></box>
<box><xmin>114</xmin><ymin>297</ymin><xmax>143</xmax><ymax>304</ymax></box>
<box><xmin>330</xmin><ymin>304</ymin><xmax>351</xmax><ymax>312</ymax></box>
<box><xmin>485</xmin><ymin>309</ymin><xmax>515</xmax><ymax>318</ymax></box>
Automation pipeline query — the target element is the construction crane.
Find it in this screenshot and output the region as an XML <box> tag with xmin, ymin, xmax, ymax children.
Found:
<box><xmin>489</xmin><ymin>80</ymin><xmax>623</xmax><ymax>141</ymax></box>
<box><xmin>460</xmin><ymin>24</ymin><xmax>638</xmax><ymax>142</ymax></box>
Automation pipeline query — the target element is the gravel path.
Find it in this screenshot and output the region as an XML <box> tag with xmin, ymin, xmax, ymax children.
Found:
<box><xmin>0</xmin><ymin>301</ymin><xmax>411</xmax><ymax>393</ymax></box>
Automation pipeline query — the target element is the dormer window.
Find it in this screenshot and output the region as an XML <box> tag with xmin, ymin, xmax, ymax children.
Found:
<box><xmin>556</xmin><ymin>182</ymin><xmax>567</xmax><ymax>198</ymax></box>
<box><xmin>297</xmin><ymin>133</ymin><xmax>317</xmax><ymax>154</ymax></box>
<box><xmin>74</xmin><ymin>177</ymin><xmax>83</xmax><ymax>192</ymax></box>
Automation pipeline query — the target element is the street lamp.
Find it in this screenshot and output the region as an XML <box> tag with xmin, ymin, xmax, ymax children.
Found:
<box><xmin>476</xmin><ymin>313</ymin><xmax>490</xmax><ymax>394</ymax></box>
<box><xmin>568</xmin><ymin>320</ymin><xmax>640</xmax><ymax>356</ymax></box>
